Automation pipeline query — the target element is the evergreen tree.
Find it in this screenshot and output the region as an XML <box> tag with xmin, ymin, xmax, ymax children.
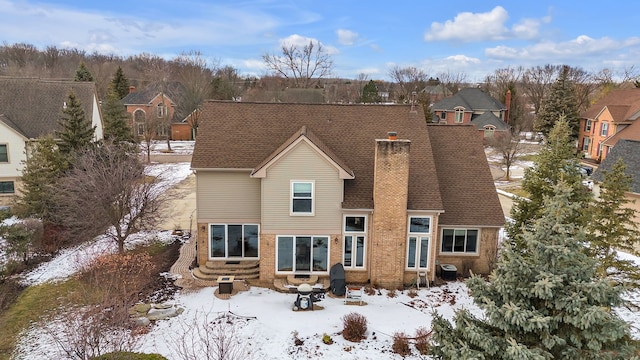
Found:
<box><xmin>14</xmin><ymin>136</ymin><xmax>67</xmax><ymax>222</ymax></box>
<box><xmin>535</xmin><ymin>65</ymin><xmax>580</xmax><ymax>139</ymax></box>
<box><xmin>110</xmin><ymin>66</ymin><xmax>130</xmax><ymax>99</ymax></box>
<box><xmin>507</xmin><ymin>118</ymin><xmax>591</xmax><ymax>248</ymax></box>
<box><xmin>102</xmin><ymin>88</ymin><xmax>135</xmax><ymax>144</ymax></box>
<box><xmin>56</xmin><ymin>90</ymin><xmax>96</xmax><ymax>153</ymax></box>
<box><xmin>586</xmin><ymin>158</ymin><xmax>640</xmax><ymax>285</ymax></box>
<box><xmin>74</xmin><ymin>61</ymin><xmax>94</xmax><ymax>82</ymax></box>
<box><xmin>431</xmin><ymin>182</ymin><xmax>639</xmax><ymax>359</ymax></box>
<box><xmin>361</xmin><ymin>80</ymin><xmax>381</xmax><ymax>103</ymax></box>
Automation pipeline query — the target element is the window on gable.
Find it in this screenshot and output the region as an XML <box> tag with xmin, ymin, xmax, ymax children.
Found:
<box><xmin>343</xmin><ymin>216</ymin><xmax>366</xmax><ymax>269</ymax></box>
<box><xmin>0</xmin><ymin>144</ymin><xmax>8</xmax><ymax>163</ymax></box>
<box><xmin>601</xmin><ymin>122</ymin><xmax>609</xmax><ymax>136</ymax></box>
<box><xmin>0</xmin><ymin>181</ymin><xmax>14</xmax><ymax>194</ymax></box>
<box><xmin>441</xmin><ymin>229</ymin><xmax>478</xmax><ymax>254</ymax></box>
<box><xmin>156</xmin><ymin>103</ymin><xmax>167</xmax><ymax>118</ymax></box>
<box><xmin>454</xmin><ymin>108</ymin><xmax>464</xmax><ymax>123</ymax></box>
<box><xmin>406</xmin><ymin>217</ymin><xmax>431</xmax><ymax>269</ymax></box>
<box><xmin>484</xmin><ymin>126</ymin><xmax>496</xmax><ymax>138</ymax></box>
<box><xmin>291</xmin><ymin>181</ymin><xmax>313</xmax><ymax>215</ymax></box>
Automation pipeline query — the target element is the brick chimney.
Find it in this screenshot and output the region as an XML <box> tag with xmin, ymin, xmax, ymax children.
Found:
<box><xmin>129</xmin><ymin>85</ymin><xmax>136</xmax><ymax>94</ymax></box>
<box><xmin>504</xmin><ymin>89</ymin><xmax>511</xmax><ymax>124</ymax></box>
<box><xmin>370</xmin><ymin>133</ymin><xmax>410</xmax><ymax>288</ymax></box>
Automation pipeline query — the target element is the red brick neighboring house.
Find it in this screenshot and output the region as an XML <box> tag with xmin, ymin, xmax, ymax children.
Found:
<box><xmin>122</xmin><ymin>82</ymin><xmax>195</xmax><ymax>141</ymax></box>
<box><xmin>432</xmin><ymin>88</ymin><xmax>511</xmax><ymax>140</ymax></box>
<box><xmin>578</xmin><ymin>88</ymin><xmax>640</xmax><ymax>163</ymax></box>
<box><xmin>191</xmin><ymin>101</ymin><xmax>504</xmax><ymax>289</ymax></box>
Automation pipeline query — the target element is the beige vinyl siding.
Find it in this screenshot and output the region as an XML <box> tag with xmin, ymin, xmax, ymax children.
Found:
<box><xmin>262</xmin><ymin>141</ymin><xmax>342</xmax><ymax>233</ymax></box>
<box><xmin>196</xmin><ymin>170</ymin><xmax>261</xmax><ymax>221</ymax></box>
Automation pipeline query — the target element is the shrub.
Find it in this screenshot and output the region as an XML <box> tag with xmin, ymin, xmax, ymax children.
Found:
<box><xmin>407</xmin><ymin>289</ymin><xmax>418</xmax><ymax>298</ymax></box>
<box><xmin>392</xmin><ymin>332</ymin><xmax>411</xmax><ymax>357</ymax></box>
<box><xmin>387</xmin><ymin>289</ymin><xmax>397</xmax><ymax>298</ymax></box>
<box><xmin>322</xmin><ymin>333</ymin><xmax>334</xmax><ymax>345</ymax></box>
<box><xmin>341</xmin><ymin>312</ymin><xmax>367</xmax><ymax>342</ymax></box>
<box><xmin>90</xmin><ymin>352</ymin><xmax>168</xmax><ymax>360</ymax></box>
<box><xmin>414</xmin><ymin>327</ymin><xmax>431</xmax><ymax>355</ymax></box>
<box><xmin>364</xmin><ymin>285</ymin><xmax>376</xmax><ymax>296</ymax></box>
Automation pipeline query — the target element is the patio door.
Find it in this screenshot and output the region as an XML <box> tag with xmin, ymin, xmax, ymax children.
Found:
<box><xmin>277</xmin><ymin>236</ymin><xmax>329</xmax><ymax>273</ymax></box>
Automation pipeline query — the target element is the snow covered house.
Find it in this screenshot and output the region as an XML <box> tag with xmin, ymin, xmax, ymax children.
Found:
<box><xmin>190</xmin><ymin>101</ymin><xmax>504</xmax><ymax>288</ymax></box>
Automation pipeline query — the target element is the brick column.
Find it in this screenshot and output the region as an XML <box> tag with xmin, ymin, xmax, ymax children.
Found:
<box><xmin>370</xmin><ymin>136</ymin><xmax>410</xmax><ymax>288</ymax></box>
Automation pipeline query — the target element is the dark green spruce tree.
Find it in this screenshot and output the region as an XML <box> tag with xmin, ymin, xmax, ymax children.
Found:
<box><xmin>74</xmin><ymin>61</ymin><xmax>94</xmax><ymax>82</ymax></box>
<box><xmin>102</xmin><ymin>88</ymin><xmax>135</xmax><ymax>144</ymax></box>
<box><xmin>431</xmin><ymin>182</ymin><xmax>639</xmax><ymax>359</ymax></box>
<box><xmin>14</xmin><ymin>135</ymin><xmax>67</xmax><ymax>222</ymax></box>
<box><xmin>586</xmin><ymin>158</ymin><xmax>640</xmax><ymax>285</ymax></box>
<box><xmin>56</xmin><ymin>90</ymin><xmax>96</xmax><ymax>154</ymax></box>
<box><xmin>507</xmin><ymin>117</ymin><xmax>591</xmax><ymax>248</ymax></box>
<box><xmin>361</xmin><ymin>80</ymin><xmax>381</xmax><ymax>103</ymax></box>
<box><xmin>110</xmin><ymin>66</ymin><xmax>130</xmax><ymax>99</ymax></box>
<box><xmin>535</xmin><ymin>65</ymin><xmax>580</xmax><ymax>139</ymax></box>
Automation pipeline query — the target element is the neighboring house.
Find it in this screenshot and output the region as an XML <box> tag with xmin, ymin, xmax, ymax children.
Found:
<box><xmin>0</xmin><ymin>77</ymin><xmax>103</xmax><ymax>206</ymax></box>
<box><xmin>122</xmin><ymin>82</ymin><xmax>193</xmax><ymax>141</ymax></box>
<box><xmin>190</xmin><ymin>102</ymin><xmax>504</xmax><ymax>289</ymax></box>
<box><xmin>578</xmin><ymin>88</ymin><xmax>640</xmax><ymax>162</ymax></box>
<box><xmin>431</xmin><ymin>88</ymin><xmax>510</xmax><ymax>140</ymax></box>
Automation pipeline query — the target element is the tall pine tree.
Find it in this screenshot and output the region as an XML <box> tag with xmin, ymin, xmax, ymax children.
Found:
<box><xmin>535</xmin><ymin>65</ymin><xmax>580</xmax><ymax>139</ymax></box>
<box><xmin>361</xmin><ymin>80</ymin><xmax>381</xmax><ymax>103</ymax></box>
<box><xmin>507</xmin><ymin>117</ymin><xmax>591</xmax><ymax>248</ymax></box>
<box><xmin>56</xmin><ymin>90</ymin><xmax>96</xmax><ymax>153</ymax></box>
<box><xmin>74</xmin><ymin>61</ymin><xmax>94</xmax><ymax>82</ymax></box>
<box><xmin>110</xmin><ymin>66</ymin><xmax>130</xmax><ymax>99</ymax></box>
<box><xmin>586</xmin><ymin>158</ymin><xmax>640</xmax><ymax>285</ymax></box>
<box><xmin>431</xmin><ymin>182</ymin><xmax>639</xmax><ymax>359</ymax></box>
<box><xmin>14</xmin><ymin>136</ymin><xmax>67</xmax><ymax>222</ymax></box>
<box><xmin>102</xmin><ymin>88</ymin><xmax>135</xmax><ymax>144</ymax></box>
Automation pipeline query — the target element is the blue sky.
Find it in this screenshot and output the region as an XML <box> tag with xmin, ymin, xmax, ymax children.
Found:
<box><xmin>1</xmin><ymin>0</ymin><xmax>639</xmax><ymax>81</ymax></box>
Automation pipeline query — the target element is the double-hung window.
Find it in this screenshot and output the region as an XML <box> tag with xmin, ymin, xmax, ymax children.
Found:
<box><xmin>585</xmin><ymin>120</ymin><xmax>592</xmax><ymax>132</ymax></box>
<box><xmin>291</xmin><ymin>181</ymin><xmax>313</xmax><ymax>215</ymax></box>
<box><xmin>406</xmin><ymin>217</ymin><xmax>431</xmax><ymax>269</ymax></box>
<box><xmin>0</xmin><ymin>144</ymin><xmax>7</xmax><ymax>162</ymax></box>
<box><xmin>441</xmin><ymin>229</ymin><xmax>478</xmax><ymax>254</ymax></box>
<box><xmin>582</xmin><ymin>137</ymin><xmax>590</xmax><ymax>152</ymax></box>
<box><xmin>156</xmin><ymin>103</ymin><xmax>167</xmax><ymax>118</ymax></box>
<box><xmin>454</xmin><ymin>108</ymin><xmax>464</xmax><ymax>123</ymax></box>
<box><xmin>601</xmin><ymin>122</ymin><xmax>609</xmax><ymax>136</ymax></box>
<box><xmin>343</xmin><ymin>216</ymin><xmax>366</xmax><ymax>269</ymax></box>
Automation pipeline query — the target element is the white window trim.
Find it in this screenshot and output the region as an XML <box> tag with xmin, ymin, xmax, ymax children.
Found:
<box><xmin>454</xmin><ymin>107</ymin><xmax>464</xmax><ymax>123</ymax></box>
<box><xmin>601</xmin><ymin>122</ymin><xmax>609</xmax><ymax>136</ymax></box>
<box><xmin>585</xmin><ymin>120</ymin><xmax>592</xmax><ymax>132</ymax></box>
<box><xmin>290</xmin><ymin>180</ymin><xmax>315</xmax><ymax>216</ymax></box>
<box><xmin>440</xmin><ymin>228</ymin><xmax>480</xmax><ymax>255</ymax></box>
<box><xmin>209</xmin><ymin>223</ymin><xmax>260</xmax><ymax>260</ymax></box>
<box><xmin>275</xmin><ymin>235</ymin><xmax>330</xmax><ymax>275</ymax></box>
<box><xmin>0</xmin><ymin>143</ymin><xmax>9</xmax><ymax>163</ymax></box>
<box><xmin>343</xmin><ymin>215</ymin><xmax>367</xmax><ymax>270</ymax></box>
<box><xmin>406</xmin><ymin>216</ymin><xmax>432</xmax><ymax>270</ymax></box>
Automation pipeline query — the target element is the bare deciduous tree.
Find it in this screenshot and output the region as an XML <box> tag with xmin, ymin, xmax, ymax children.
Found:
<box><xmin>388</xmin><ymin>66</ymin><xmax>428</xmax><ymax>103</ymax></box>
<box><xmin>173</xmin><ymin>51</ymin><xmax>215</xmax><ymax>138</ymax></box>
<box><xmin>487</xmin><ymin>127</ymin><xmax>523</xmax><ymax>181</ymax></box>
<box><xmin>263</xmin><ymin>40</ymin><xmax>333</xmax><ymax>88</ymax></box>
<box><xmin>55</xmin><ymin>144</ymin><xmax>166</xmax><ymax>253</ymax></box>
<box><xmin>436</xmin><ymin>70</ymin><xmax>468</xmax><ymax>97</ymax></box>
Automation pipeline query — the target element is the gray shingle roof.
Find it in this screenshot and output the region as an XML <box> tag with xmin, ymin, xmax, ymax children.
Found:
<box><xmin>193</xmin><ymin>101</ymin><xmax>505</xmax><ymax>227</ymax></box>
<box><xmin>470</xmin><ymin>112</ymin><xmax>510</xmax><ymax>130</ymax></box>
<box><xmin>592</xmin><ymin>139</ymin><xmax>640</xmax><ymax>194</ymax></box>
<box><xmin>0</xmin><ymin>77</ymin><xmax>98</xmax><ymax>139</ymax></box>
<box><xmin>122</xmin><ymin>81</ymin><xmax>187</xmax><ymax>121</ymax></box>
<box><xmin>432</xmin><ymin>88</ymin><xmax>505</xmax><ymax>112</ymax></box>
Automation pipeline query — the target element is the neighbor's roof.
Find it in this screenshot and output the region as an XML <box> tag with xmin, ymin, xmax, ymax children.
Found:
<box><xmin>193</xmin><ymin>101</ymin><xmax>505</xmax><ymax>226</ymax></box>
<box><xmin>592</xmin><ymin>139</ymin><xmax>640</xmax><ymax>194</ymax></box>
<box><xmin>428</xmin><ymin>124</ymin><xmax>505</xmax><ymax>226</ymax></box>
<box><xmin>582</xmin><ymin>88</ymin><xmax>640</xmax><ymax>122</ymax></box>
<box><xmin>122</xmin><ymin>81</ymin><xmax>187</xmax><ymax>121</ymax></box>
<box><xmin>0</xmin><ymin>77</ymin><xmax>98</xmax><ymax>139</ymax></box>
<box><xmin>432</xmin><ymin>88</ymin><xmax>505</xmax><ymax>112</ymax></box>
<box><xmin>193</xmin><ymin>101</ymin><xmax>443</xmax><ymax>211</ymax></box>
<box><xmin>470</xmin><ymin>112</ymin><xmax>510</xmax><ymax>131</ymax></box>
<box><xmin>603</xmin><ymin>116</ymin><xmax>640</xmax><ymax>147</ymax></box>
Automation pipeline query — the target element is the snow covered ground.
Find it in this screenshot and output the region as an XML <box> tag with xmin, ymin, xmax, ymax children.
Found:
<box><xmin>4</xmin><ymin>141</ymin><xmax>640</xmax><ymax>359</ymax></box>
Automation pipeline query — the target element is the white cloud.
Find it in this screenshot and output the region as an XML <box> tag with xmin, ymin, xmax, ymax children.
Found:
<box><xmin>336</xmin><ymin>29</ymin><xmax>359</xmax><ymax>45</ymax></box>
<box><xmin>370</xmin><ymin>44</ymin><xmax>383</xmax><ymax>53</ymax></box>
<box><xmin>278</xmin><ymin>34</ymin><xmax>340</xmax><ymax>55</ymax></box>
<box><xmin>485</xmin><ymin>35</ymin><xmax>640</xmax><ymax>60</ymax></box>
<box><xmin>425</xmin><ymin>6</ymin><xmax>509</xmax><ymax>42</ymax></box>
<box><xmin>424</xmin><ymin>6</ymin><xmax>550</xmax><ymax>42</ymax></box>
